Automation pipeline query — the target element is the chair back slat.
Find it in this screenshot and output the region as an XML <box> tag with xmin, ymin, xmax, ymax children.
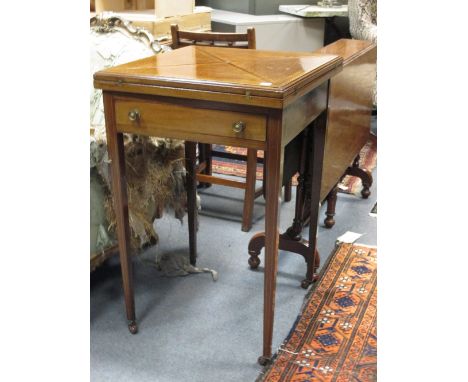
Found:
<box><xmin>170</xmin><ymin>24</ymin><xmax>256</xmax><ymax>50</ymax></box>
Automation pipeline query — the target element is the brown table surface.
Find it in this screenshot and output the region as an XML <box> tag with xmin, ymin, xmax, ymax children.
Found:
<box><xmin>94</xmin><ymin>45</ymin><xmax>341</xmax><ymax>107</ymax></box>
<box><xmin>94</xmin><ymin>45</ymin><xmax>342</xmax><ymax>364</ymax></box>
<box><xmin>317</xmin><ymin>39</ymin><xmax>376</xmax><ymax>200</ymax></box>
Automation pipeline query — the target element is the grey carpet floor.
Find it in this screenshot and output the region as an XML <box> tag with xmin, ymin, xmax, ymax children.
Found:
<box><xmin>91</xmin><ymin>119</ymin><xmax>377</xmax><ymax>382</ymax></box>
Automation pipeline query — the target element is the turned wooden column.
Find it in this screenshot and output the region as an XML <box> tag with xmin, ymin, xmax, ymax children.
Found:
<box><xmin>324</xmin><ymin>185</ymin><xmax>338</xmax><ymax>228</ymax></box>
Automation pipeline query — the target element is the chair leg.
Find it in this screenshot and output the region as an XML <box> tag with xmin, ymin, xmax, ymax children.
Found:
<box><xmin>242</xmin><ymin>148</ymin><xmax>257</xmax><ymax>232</ymax></box>
<box><xmin>198</xmin><ymin>143</ymin><xmax>212</xmax><ymax>188</ymax></box>
<box><xmin>196</xmin><ymin>143</ymin><xmax>204</xmax><ymax>189</ymax></box>
<box><xmin>284</xmin><ymin>178</ymin><xmax>292</xmax><ymax>202</ymax></box>
<box><xmin>202</xmin><ymin>143</ymin><xmax>213</xmax><ymax>188</ymax></box>
<box><xmin>205</xmin><ymin>144</ymin><xmax>212</xmax><ymax>177</ymax></box>
<box><xmin>185</xmin><ymin>141</ymin><xmax>198</xmax><ymax>265</ymax></box>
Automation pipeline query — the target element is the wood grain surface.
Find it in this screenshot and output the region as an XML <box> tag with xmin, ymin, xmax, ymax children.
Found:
<box><xmin>114</xmin><ymin>96</ymin><xmax>267</xmax><ymax>145</ymax></box>
<box><xmin>94</xmin><ymin>45</ymin><xmax>342</xmax><ymax>108</ymax></box>
<box><xmin>316</xmin><ymin>39</ymin><xmax>376</xmax><ymax>200</ymax></box>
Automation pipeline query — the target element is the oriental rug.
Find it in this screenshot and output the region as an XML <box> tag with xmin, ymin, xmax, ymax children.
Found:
<box><xmin>259</xmin><ymin>243</ymin><xmax>377</xmax><ymax>382</ymax></box>
<box><xmin>211</xmin><ymin>137</ymin><xmax>376</xmax><ymax>194</ymax></box>
<box><xmin>211</xmin><ymin>145</ymin><xmax>264</xmax><ymax>179</ymax></box>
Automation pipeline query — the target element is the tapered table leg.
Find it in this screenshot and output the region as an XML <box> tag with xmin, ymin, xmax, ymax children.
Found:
<box><xmin>103</xmin><ymin>93</ymin><xmax>137</xmax><ymax>334</ymax></box>
<box><xmin>258</xmin><ymin>113</ymin><xmax>283</xmax><ymax>366</ymax></box>
<box><xmin>185</xmin><ymin>141</ymin><xmax>198</xmax><ymax>266</ymax></box>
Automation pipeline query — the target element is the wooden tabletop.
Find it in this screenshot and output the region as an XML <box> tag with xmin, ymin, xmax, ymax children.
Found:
<box><xmin>314</xmin><ymin>39</ymin><xmax>376</xmax><ymax>66</ymax></box>
<box><xmin>94</xmin><ymin>45</ymin><xmax>342</xmax><ymax>108</ymax></box>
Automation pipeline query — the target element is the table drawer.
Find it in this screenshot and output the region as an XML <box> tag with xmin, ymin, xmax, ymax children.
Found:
<box><xmin>114</xmin><ymin>98</ymin><xmax>267</xmax><ymax>146</ymax></box>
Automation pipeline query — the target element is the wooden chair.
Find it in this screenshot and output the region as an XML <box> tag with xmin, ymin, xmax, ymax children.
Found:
<box><xmin>171</xmin><ymin>24</ymin><xmax>292</xmax><ymax>232</ymax></box>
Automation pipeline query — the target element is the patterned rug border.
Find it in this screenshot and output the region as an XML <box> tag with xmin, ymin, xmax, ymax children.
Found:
<box><xmin>257</xmin><ymin>242</ymin><xmax>377</xmax><ymax>382</ymax></box>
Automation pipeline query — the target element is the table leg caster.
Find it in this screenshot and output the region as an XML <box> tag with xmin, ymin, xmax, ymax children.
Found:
<box><xmin>128</xmin><ymin>321</ymin><xmax>138</xmax><ymax>334</ymax></box>
<box><xmin>258</xmin><ymin>355</ymin><xmax>271</xmax><ymax>366</ymax></box>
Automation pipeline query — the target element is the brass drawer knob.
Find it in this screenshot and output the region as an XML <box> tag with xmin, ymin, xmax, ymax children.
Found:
<box><xmin>128</xmin><ymin>109</ymin><xmax>141</xmax><ymax>122</ymax></box>
<box><xmin>232</xmin><ymin>121</ymin><xmax>246</xmax><ymax>133</ymax></box>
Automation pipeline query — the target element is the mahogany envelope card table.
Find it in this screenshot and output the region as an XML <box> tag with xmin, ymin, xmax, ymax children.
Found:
<box><xmin>93</xmin><ymin>45</ymin><xmax>342</xmax><ymax>365</ymax></box>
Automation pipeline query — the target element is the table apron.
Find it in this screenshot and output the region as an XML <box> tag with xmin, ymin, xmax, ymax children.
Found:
<box><xmin>114</xmin><ymin>96</ymin><xmax>267</xmax><ymax>149</ymax></box>
<box><xmin>282</xmin><ymin>82</ymin><xmax>328</xmax><ymax>147</ymax></box>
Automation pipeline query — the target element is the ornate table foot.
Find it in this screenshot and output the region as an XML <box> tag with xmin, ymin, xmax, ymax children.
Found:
<box><xmin>128</xmin><ymin>320</ymin><xmax>138</xmax><ymax>334</ymax></box>
<box><xmin>323</xmin><ymin>213</ymin><xmax>335</xmax><ymax>228</ymax></box>
<box><xmin>301</xmin><ymin>250</ymin><xmax>320</xmax><ymax>289</ymax></box>
<box><xmin>324</xmin><ymin>214</ymin><xmax>335</xmax><ymax>228</ymax></box>
<box><xmin>248</xmin><ymin>251</ymin><xmax>261</xmax><ymax>269</ymax></box>
<box><xmin>360</xmin><ymin>178</ymin><xmax>372</xmax><ymax>199</ymax></box>
<box><xmin>345</xmin><ymin>155</ymin><xmax>373</xmax><ymax>199</ymax></box>
<box><xmin>248</xmin><ymin>232</ymin><xmax>265</xmax><ymax>269</ymax></box>
<box><xmin>258</xmin><ymin>355</ymin><xmax>272</xmax><ymax>366</ymax></box>
<box><xmin>247</xmin><ymin>231</ymin><xmax>320</xmax><ymax>287</ymax></box>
